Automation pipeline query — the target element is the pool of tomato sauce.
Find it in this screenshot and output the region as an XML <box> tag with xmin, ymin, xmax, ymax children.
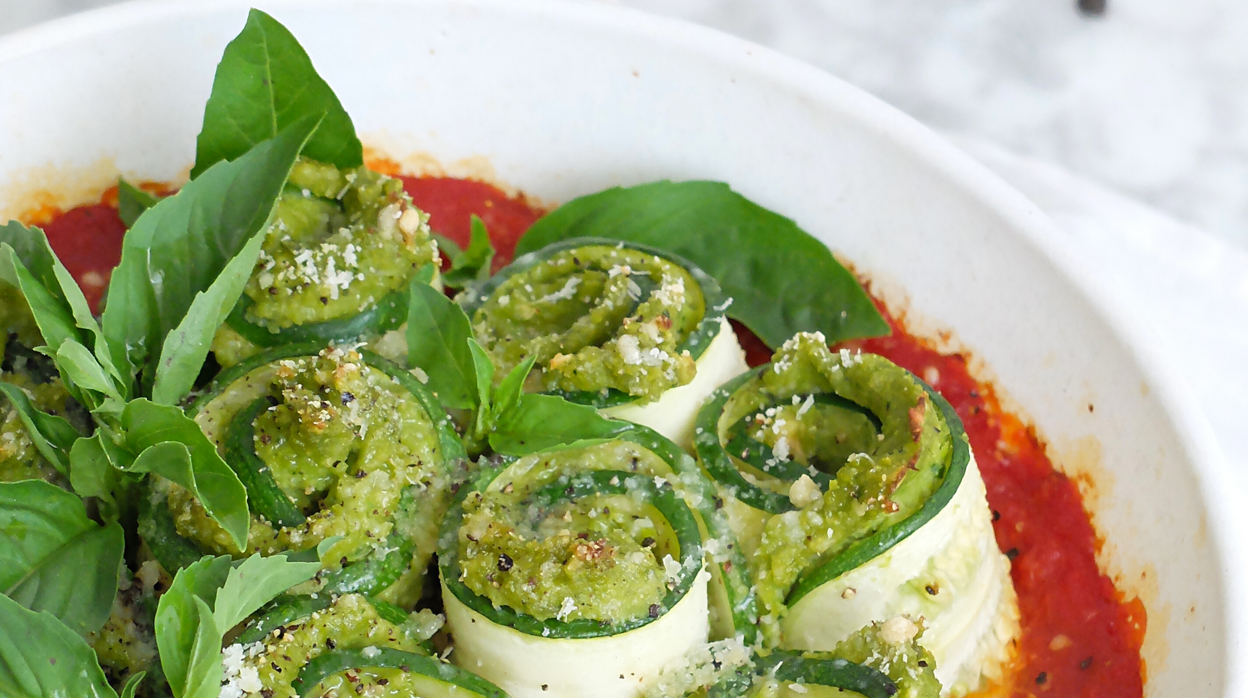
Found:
<box><xmin>33</xmin><ymin>175</ymin><xmax>1144</xmax><ymax>698</ymax></box>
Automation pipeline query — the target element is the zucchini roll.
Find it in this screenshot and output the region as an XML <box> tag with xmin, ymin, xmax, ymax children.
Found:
<box><xmin>458</xmin><ymin>239</ymin><xmax>748</xmax><ymax>448</ymax></box>
<box><xmin>140</xmin><ymin>344</ymin><xmax>464</xmax><ymax>606</ymax></box>
<box><xmin>439</xmin><ymin>426</ymin><xmax>753</xmax><ymax>698</ymax></box>
<box><xmin>212</xmin><ymin>158</ymin><xmax>440</xmax><ymax>367</ymax></box>
<box><xmin>694</xmin><ymin>333</ymin><xmax>1017</xmax><ymax>695</ymax></box>
<box><xmin>221</xmin><ymin>592</ymin><xmax>504</xmax><ymax>698</ymax></box>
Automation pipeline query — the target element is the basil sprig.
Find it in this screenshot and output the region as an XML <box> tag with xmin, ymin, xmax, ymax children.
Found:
<box><xmin>191</xmin><ymin>9</ymin><xmax>362</xmax><ymax>178</ymax></box>
<box><xmin>438</xmin><ymin>215</ymin><xmax>497</xmax><ymax>290</ymax></box>
<box><xmin>154</xmin><ymin>554</ymin><xmax>319</xmax><ymax>698</ymax></box>
<box><xmin>515</xmin><ymin>180</ymin><xmax>889</xmax><ymax>347</ymax></box>
<box><xmin>405</xmin><ymin>281</ymin><xmax>629</xmax><ymax>455</ymax></box>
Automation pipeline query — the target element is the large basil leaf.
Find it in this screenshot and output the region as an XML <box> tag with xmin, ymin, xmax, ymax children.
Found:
<box><xmin>514</xmin><ymin>180</ymin><xmax>889</xmax><ymax>347</ymax></box>
<box><xmin>0</xmin><ymin>594</ymin><xmax>118</xmax><ymax>698</ymax></box>
<box><xmin>122</xmin><ymin>400</ymin><xmax>249</xmax><ymax>550</ymax></box>
<box><xmin>0</xmin><ymin>481</ymin><xmax>123</xmax><ymax>637</ymax></box>
<box><xmin>156</xmin><ymin>554</ymin><xmax>318</xmax><ymax>698</ymax></box>
<box><xmin>406</xmin><ymin>282</ymin><xmax>478</xmax><ymax>410</ymax></box>
<box><xmin>192</xmin><ymin>9</ymin><xmax>361</xmax><ymax>178</ymax></box>
<box><xmin>0</xmin><ymin>382</ymin><xmax>80</xmax><ymax>474</ymax></box>
<box><xmin>102</xmin><ymin>117</ymin><xmax>318</xmax><ymax>400</ymax></box>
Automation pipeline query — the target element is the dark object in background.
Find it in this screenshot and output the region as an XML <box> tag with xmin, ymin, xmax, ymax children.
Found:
<box><xmin>1078</xmin><ymin>0</ymin><xmax>1107</xmax><ymax>17</ymax></box>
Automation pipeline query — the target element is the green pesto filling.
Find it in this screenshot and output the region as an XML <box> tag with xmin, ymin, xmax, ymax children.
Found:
<box><xmin>718</xmin><ymin>334</ymin><xmax>947</xmax><ymax>644</ymax></box>
<box><xmin>457</xmin><ymin>441</ymin><xmax>680</xmax><ymax>623</ymax></box>
<box><xmin>167</xmin><ymin>347</ymin><xmax>444</xmax><ymax>590</ymax></box>
<box><xmin>212</xmin><ymin>158</ymin><xmax>438</xmax><ymax>366</ymax></box>
<box><xmin>221</xmin><ymin>593</ymin><xmax>429</xmax><ymax>698</ymax></box>
<box><xmin>470</xmin><ymin>245</ymin><xmax>706</xmax><ymax>402</ymax></box>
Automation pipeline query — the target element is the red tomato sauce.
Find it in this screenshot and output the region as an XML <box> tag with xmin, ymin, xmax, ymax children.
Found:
<box><xmin>29</xmin><ymin>176</ymin><xmax>1144</xmax><ymax>698</ymax></box>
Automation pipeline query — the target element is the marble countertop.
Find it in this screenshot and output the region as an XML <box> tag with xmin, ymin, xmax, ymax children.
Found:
<box><xmin>5</xmin><ymin>0</ymin><xmax>1246</xmax><ymax>490</ymax></box>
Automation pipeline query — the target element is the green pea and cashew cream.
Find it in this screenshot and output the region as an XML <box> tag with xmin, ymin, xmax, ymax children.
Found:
<box><xmin>212</xmin><ymin>158</ymin><xmax>439</xmax><ymax>367</ymax></box>
<box><xmin>141</xmin><ymin>344</ymin><xmax>462</xmax><ymax>606</ymax></box>
<box><xmin>459</xmin><ymin>240</ymin><xmax>748</xmax><ymax>447</ymax></box>
<box><xmin>693</xmin><ymin>332</ymin><xmax>1017</xmax><ymax>695</ymax></box>
<box><xmin>440</xmin><ymin>432</ymin><xmax>744</xmax><ymax>698</ymax></box>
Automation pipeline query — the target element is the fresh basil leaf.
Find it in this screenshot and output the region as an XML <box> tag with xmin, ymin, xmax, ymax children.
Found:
<box><xmin>56</xmin><ymin>340</ymin><xmax>126</xmax><ymax>416</ymax></box>
<box><xmin>0</xmin><ymin>382</ymin><xmax>79</xmax><ymax>473</ymax></box>
<box><xmin>149</xmin><ymin>197</ymin><xmax>277</xmax><ymax>406</ymax></box>
<box><xmin>192</xmin><ymin>9</ymin><xmax>362</xmax><ymax>178</ymax></box>
<box><xmin>493</xmin><ymin>355</ymin><xmax>536</xmax><ymax>422</ymax></box>
<box><xmin>0</xmin><ymin>223</ymin><xmax>123</xmax><ymax>389</ymax></box>
<box><xmin>68</xmin><ymin>433</ymin><xmax>134</xmax><ymax>522</ymax></box>
<box><xmin>285</xmin><ymin>535</ymin><xmax>343</xmax><ymax>564</ymax></box>
<box><xmin>514</xmin><ymin>180</ymin><xmax>889</xmax><ymax>346</ymax></box>
<box><xmin>0</xmin><ymin>594</ymin><xmax>118</xmax><ymax>698</ymax></box>
<box><xmin>406</xmin><ymin>282</ymin><xmax>477</xmax><ymax>410</ymax></box>
<box><xmin>156</xmin><ymin>554</ymin><xmax>317</xmax><ymax>698</ymax></box>
<box><xmin>0</xmin><ymin>480</ymin><xmax>124</xmax><ymax>637</ymax></box>
<box><xmin>119</xmin><ymin>671</ymin><xmax>146</xmax><ymax>698</ymax></box>
<box><xmin>117</xmin><ymin>179</ymin><xmax>159</xmax><ymax>229</ymax></box>
<box><xmin>103</xmin><ymin>117</ymin><xmax>320</xmax><ymax>396</ymax></box>
<box><xmin>122</xmin><ymin>400</ymin><xmax>249</xmax><ymax>549</ymax></box>
<box><xmin>210</xmin><ymin>554</ymin><xmax>319</xmax><ymax>630</ymax></box>
<box><xmin>155</xmin><ymin>556</ymin><xmax>231</xmax><ymax>698</ymax></box>
<box><xmin>489</xmin><ymin>393</ymin><xmax>632</xmax><ymax>456</ymax></box>
<box><xmin>468</xmin><ymin>339</ymin><xmax>496</xmax><ymax>441</ymax></box>
<box><xmin>442</xmin><ymin>215</ymin><xmax>496</xmax><ymax>289</ymax></box>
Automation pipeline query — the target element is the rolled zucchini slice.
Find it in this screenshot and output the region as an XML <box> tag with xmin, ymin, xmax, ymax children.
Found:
<box><xmin>221</xmin><ymin>592</ymin><xmax>501</xmax><ymax>698</ymax></box>
<box><xmin>458</xmin><ymin>238</ymin><xmax>748</xmax><ymax>448</ymax></box>
<box><xmin>439</xmin><ymin>426</ymin><xmax>753</xmax><ymax>698</ymax></box>
<box><xmin>212</xmin><ymin>158</ymin><xmax>440</xmax><ymax>367</ymax></box>
<box><xmin>140</xmin><ymin>344</ymin><xmax>465</xmax><ymax>606</ymax></box>
<box><xmin>693</xmin><ymin>333</ymin><xmax>1017</xmax><ymax>695</ymax></box>
<box><xmin>746</xmin><ymin>618</ymin><xmax>941</xmax><ymax>698</ymax></box>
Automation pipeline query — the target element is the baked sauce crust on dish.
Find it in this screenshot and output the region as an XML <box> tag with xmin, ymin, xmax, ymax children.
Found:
<box><xmin>24</xmin><ymin>171</ymin><xmax>1145</xmax><ymax>698</ymax></box>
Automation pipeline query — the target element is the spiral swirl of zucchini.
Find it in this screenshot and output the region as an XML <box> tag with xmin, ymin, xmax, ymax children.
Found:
<box><xmin>693</xmin><ymin>333</ymin><xmax>1018</xmax><ymax>695</ymax></box>
<box><xmin>220</xmin><ymin>592</ymin><xmax>505</xmax><ymax>698</ymax></box>
<box><xmin>139</xmin><ymin>343</ymin><xmax>465</xmax><ymax>606</ymax></box>
<box><xmin>457</xmin><ymin>239</ymin><xmax>748</xmax><ymax>448</ymax></box>
<box><xmin>439</xmin><ymin>425</ymin><xmax>755</xmax><ymax>698</ymax></box>
<box><xmin>211</xmin><ymin>158</ymin><xmax>440</xmax><ymax>368</ymax></box>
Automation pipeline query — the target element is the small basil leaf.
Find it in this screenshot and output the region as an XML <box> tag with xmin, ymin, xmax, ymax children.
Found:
<box><xmin>154</xmin><ymin>555</ymin><xmax>231</xmax><ymax>698</ymax></box>
<box><xmin>405</xmin><ymin>282</ymin><xmax>477</xmax><ymax>410</ymax></box>
<box><xmin>442</xmin><ymin>215</ymin><xmax>496</xmax><ymax>289</ymax></box>
<box><xmin>210</xmin><ymin>554</ymin><xmax>320</xmax><ymax>630</ymax></box>
<box><xmin>493</xmin><ymin>355</ymin><xmax>536</xmax><ymax>421</ymax></box>
<box><xmin>103</xmin><ymin>116</ymin><xmax>320</xmax><ymax>396</ymax></box>
<box><xmin>192</xmin><ymin>9</ymin><xmax>362</xmax><ymax>178</ymax></box>
<box><xmin>117</xmin><ymin>179</ymin><xmax>159</xmax><ymax>229</ymax></box>
<box><xmin>489</xmin><ymin>393</ymin><xmax>633</xmax><ymax>456</ymax></box>
<box><xmin>0</xmin><ymin>382</ymin><xmax>79</xmax><ymax>474</ymax></box>
<box><xmin>0</xmin><ymin>224</ymin><xmax>123</xmax><ymax>389</ymax></box>
<box><xmin>432</xmin><ymin>234</ymin><xmax>463</xmax><ymax>264</ymax></box>
<box><xmin>0</xmin><ymin>594</ymin><xmax>118</xmax><ymax>698</ymax></box>
<box><xmin>119</xmin><ymin>671</ymin><xmax>146</xmax><ymax>698</ymax></box>
<box><xmin>68</xmin><ymin>434</ymin><xmax>134</xmax><ymax>522</ymax></box>
<box><xmin>0</xmin><ymin>481</ymin><xmax>124</xmax><ymax>637</ymax></box>
<box><xmin>514</xmin><ymin>180</ymin><xmax>889</xmax><ymax>346</ymax></box>
<box><xmin>55</xmin><ymin>340</ymin><xmax>125</xmax><ymax>416</ymax></box>
<box><xmin>121</xmin><ymin>400</ymin><xmax>249</xmax><ymax>549</ymax></box>
<box><xmin>468</xmin><ymin>339</ymin><xmax>495</xmax><ymax>440</ymax></box>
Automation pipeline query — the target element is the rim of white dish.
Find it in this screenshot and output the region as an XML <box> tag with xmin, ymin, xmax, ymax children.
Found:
<box><xmin>2</xmin><ymin>0</ymin><xmax>1245</xmax><ymax>692</ymax></box>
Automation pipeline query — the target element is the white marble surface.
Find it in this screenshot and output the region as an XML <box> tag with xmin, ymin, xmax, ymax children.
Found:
<box><xmin>4</xmin><ymin>0</ymin><xmax>1246</xmax><ymax>487</ymax></box>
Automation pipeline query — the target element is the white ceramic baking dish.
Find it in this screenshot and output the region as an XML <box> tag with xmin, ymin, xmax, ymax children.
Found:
<box><xmin>0</xmin><ymin>1</ymin><xmax>1242</xmax><ymax>694</ymax></box>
